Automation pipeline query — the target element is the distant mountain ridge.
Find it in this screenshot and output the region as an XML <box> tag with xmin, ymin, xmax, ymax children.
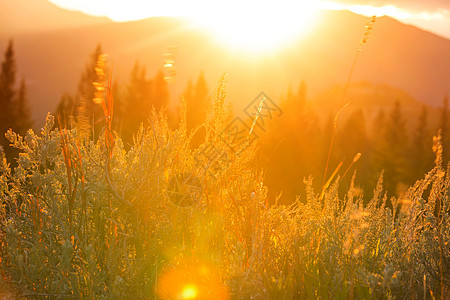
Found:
<box><xmin>0</xmin><ymin>0</ymin><xmax>111</xmax><ymax>35</ymax></box>
<box><xmin>310</xmin><ymin>81</ymin><xmax>441</xmax><ymax>132</ymax></box>
<box><xmin>0</xmin><ymin>3</ymin><xmax>449</xmax><ymax>127</ymax></box>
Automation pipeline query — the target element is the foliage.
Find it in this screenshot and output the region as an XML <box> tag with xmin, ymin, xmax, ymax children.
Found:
<box><xmin>120</xmin><ymin>62</ymin><xmax>169</xmax><ymax>147</ymax></box>
<box><xmin>75</xmin><ymin>44</ymin><xmax>105</xmax><ymax>137</ymax></box>
<box><xmin>0</xmin><ymin>40</ymin><xmax>33</xmax><ymax>166</ymax></box>
<box><xmin>185</xmin><ymin>71</ymin><xmax>209</xmax><ymax>131</ymax></box>
<box><xmin>262</xmin><ymin>83</ymin><xmax>445</xmax><ymax>204</ymax></box>
<box><xmin>0</xmin><ymin>77</ymin><xmax>449</xmax><ymax>299</ymax></box>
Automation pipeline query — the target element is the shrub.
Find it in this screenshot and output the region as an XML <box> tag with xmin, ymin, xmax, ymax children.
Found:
<box><xmin>0</xmin><ymin>81</ymin><xmax>448</xmax><ymax>298</ymax></box>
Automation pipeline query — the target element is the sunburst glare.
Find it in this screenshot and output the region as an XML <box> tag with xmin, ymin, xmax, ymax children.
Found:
<box><xmin>188</xmin><ymin>0</ymin><xmax>321</xmax><ymax>53</ymax></box>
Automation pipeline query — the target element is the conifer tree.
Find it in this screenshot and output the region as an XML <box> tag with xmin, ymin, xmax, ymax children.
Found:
<box><xmin>410</xmin><ymin>105</ymin><xmax>433</xmax><ymax>180</ymax></box>
<box><xmin>14</xmin><ymin>78</ymin><xmax>33</xmax><ymax>134</ymax></box>
<box><xmin>0</xmin><ymin>40</ymin><xmax>16</xmax><ymax>147</ymax></box>
<box><xmin>321</xmin><ymin>112</ymin><xmax>336</xmax><ymax>172</ymax></box>
<box><xmin>369</xmin><ymin>109</ymin><xmax>387</xmax><ymax>190</ymax></box>
<box><xmin>54</xmin><ymin>44</ymin><xmax>107</xmax><ymax>134</ymax></box>
<box><xmin>55</xmin><ymin>93</ymin><xmax>75</xmax><ymax>128</ymax></box>
<box><xmin>336</xmin><ymin>109</ymin><xmax>368</xmax><ymax>165</ymax></box>
<box><xmin>76</xmin><ymin>44</ymin><xmax>105</xmax><ymax>137</ymax></box>
<box><xmin>183</xmin><ymin>79</ymin><xmax>194</xmax><ymax>104</ymax></box>
<box><xmin>373</xmin><ymin>101</ymin><xmax>409</xmax><ymax>196</ymax></box>
<box><xmin>120</xmin><ymin>62</ymin><xmax>170</xmax><ymax>146</ymax></box>
<box><xmin>0</xmin><ymin>40</ymin><xmax>33</xmax><ymax>164</ymax></box>
<box><xmin>187</xmin><ymin>71</ymin><xmax>209</xmax><ymax>131</ymax></box>
<box><xmin>262</xmin><ymin>82</ymin><xmax>323</xmax><ymax>202</ymax></box>
<box><xmin>150</xmin><ymin>69</ymin><xmax>169</xmax><ymax>110</ymax></box>
<box><xmin>439</xmin><ymin>95</ymin><xmax>450</xmax><ymax>163</ymax></box>
<box><xmin>121</xmin><ymin>61</ymin><xmax>152</xmax><ymax>146</ymax></box>
<box><xmin>0</xmin><ymin>41</ymin><xmax>15</xmax><ymax>100</ymax></box>
<box><xmin>282</xmin><ymin>81</ymin><xmax>306</xmax><ymax>122</ymax></box>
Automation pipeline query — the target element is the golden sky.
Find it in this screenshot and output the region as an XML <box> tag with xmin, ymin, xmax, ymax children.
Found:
<box><xmin>48</xmin><ymin>0</ymin><xmax>450</xmax><ymax>39</ymax></box>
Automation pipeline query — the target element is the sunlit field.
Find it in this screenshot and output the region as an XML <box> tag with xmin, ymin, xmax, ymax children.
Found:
<box><xmin>1</xmin><ymin>0</ymin><xmax>450</xmax><ymax>299</ymax></box>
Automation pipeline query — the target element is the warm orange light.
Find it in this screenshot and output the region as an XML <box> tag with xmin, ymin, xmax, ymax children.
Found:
<box><xmin>157</xmin><ymin>259</ymin><xmax>228</xmax><ymax>300</ymax></box>
<box><xmin>181</xmin><ymin>284</ymin><xmax>198</xmax><ymax>299</ymax></box>
<box><xmin>189</xmin><ymin>0</ymin><xmax>320</xmax><ymax>54</ymax></box>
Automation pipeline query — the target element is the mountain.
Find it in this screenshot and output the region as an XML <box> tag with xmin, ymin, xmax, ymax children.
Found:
<box><xmin>309</xmin><ymin>81</ymin><xmax>441</xmax><ymax>132</ymax></box>
<box><xmin>277</xmin><ymin>10</ymin><xmax>450</xmax><ymax>109</ymax></box>
<box><xmin>0</xmin><ymin>0</ymin><xmax>111</xmax><ymax>35</ymax></box>
<box><xmin>0</xmin><ymin>4</ymin><xmax>449</xmax><ymax>127</ymax></box>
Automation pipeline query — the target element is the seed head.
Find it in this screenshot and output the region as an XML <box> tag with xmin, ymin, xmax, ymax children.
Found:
<box><xmin>360</xmin><ymin>16</ymin><xmax>376</xmax><ymax>46</ymax></box>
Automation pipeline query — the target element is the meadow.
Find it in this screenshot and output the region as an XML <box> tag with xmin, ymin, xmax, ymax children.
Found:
<box><xmin>0</xmin><ymin>73</ymin><xmax>449</xmax><ymax>299</ymax></box>
<box><xmin>0</xmin><ymin>8</ymin><xmax>449</xmax><ymax>298</ymax></box>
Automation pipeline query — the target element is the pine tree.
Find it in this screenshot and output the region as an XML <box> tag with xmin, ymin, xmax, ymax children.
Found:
<box><xmin>187</xmin><ymin>71</ymin><xmax>209</xmax><ymax>131</ymax></box>
<box><xmin>0</xmin><ymin>40</ymin><xmax>33</xmax><ymax>165</ymax></box>
<box><xmin>183</xmin><ymin>79</ymin><xmax>194</xmax><ymax>104</ymax></box>
<box><xmin>336</xmin><ymin>109</ymin><xmax>368</xmax><ymax>163</ymax></box>
<box><xmin>177</xmin><ymin>79</ymin><xmax>193</xmax><ymax>128</ymax></box>
<box><xmin>121</xmin><ymin>61</ymin><xmax>152</xmax><ymax>146</ymax></box>
<box><xmin>55</xmin><ymin>93</ymin><xmax>75</xmax><ymax>128</ymax></box>
<box><xmin>282</xmin><ymin>81</ymin><xmax>307</xmax><ymax>121</ymax></box>
<box><xmin>0</xmin><ymin>40</ymin><xmax>16</xmax><ymax>149</ymax></box>
<box><xmin>386</xmin><ymin>101</ymin><xmax>407</xmax><ymax>146</ymax></box>
<box><xmin>439</xmin><ymin>95</ymin><xmax>450</xmax><ymax>163</ymax></box>
<box><xmin>369</xmin><ymin>109</ymin><xmax>387</xmax><ymax>190</ymax></box>
<box><xmin>410</xmin><ymin>105</ymin><xmax>433</xmax><ymax>180</ymax></box>
<box><xmin>262</xmin><ymin>82</ymin><xmax>323</xmax><ymax>203</ymax></box>
<box><xmin>75</xmin><ymin>44</ymin><xmax>105</xmax><ymax>137</ymax></box>
<box><xmin>372</xmin><ymin>101</ymin><xmax>410</xmax><ymax>196</ymax></box>
<box><xmin>150</xmin><ymin>69</ymin><xmax>169</xmax><ymax>110</ymax></box>
<box><xmin>0</xmin><ymin>41</ymin><xmax>15</xmax><ymax>106</ymax></box>
<box><xmin>120</xmin><ymin>62</ymin><xmax>171</xmax><ymax>147</ymax></box>
<box><xmin>13</xmin><ymin>78</ymin><xmax>33</xmax><ymax>134</ymax></box>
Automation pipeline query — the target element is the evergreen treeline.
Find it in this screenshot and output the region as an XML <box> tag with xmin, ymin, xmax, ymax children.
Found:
<box><xmin>263</xmin><ymin>82</ymin><xmax>447</xmax><ymax>203</ymax></box>
<box><xmin>0</xmin><ymin>40</ymin><xmax>33</xmax><ymax>166</ymax></box>
<box><xmin>1</xmin><ymin>76</ymin><xmax>448</xmax><ymax>298</ymax></box>
<box><xmin>1</xmin><ymin>42</ymin><xmax>449</xmax><ymax>203</ymax></box>
<box><xmin>54</xmin><ymin>46</ymin><xmax>208</xmax><ymax>147</ymax></box>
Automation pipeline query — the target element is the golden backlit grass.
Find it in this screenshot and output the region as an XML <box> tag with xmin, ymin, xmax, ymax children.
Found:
<box><xmin>0</xmin><ymin>19</ymin><xmax>448</xmax><ymax>297</ymax></box>
<box><xmin>0</xmin><ymin>78</ymin><xmax>448</xmax><ymax>298</ymax></box>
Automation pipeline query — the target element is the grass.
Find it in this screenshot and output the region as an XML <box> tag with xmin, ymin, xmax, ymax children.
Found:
<box><xmin>0</xmin><ymin>16</ymin><xmax>448</xmax><ymax>299</ymax></box>
<box><xmin>0</xmin><ymin>76</ymin><xmax>448</xmax><ymax>299</ymax></box>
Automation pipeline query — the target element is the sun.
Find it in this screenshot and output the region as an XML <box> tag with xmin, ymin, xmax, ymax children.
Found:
<box><xmin>51</xmin><ymin>0</ymin><xmax>321</xmax><ymax>54</ymax></box>
<box><xmin>189</xmin><ymin>0</ymin><xmax>321</xmax><ymax>54</ymax></box>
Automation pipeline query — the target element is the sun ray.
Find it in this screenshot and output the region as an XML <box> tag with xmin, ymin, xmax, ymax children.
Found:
<box><xmin>188</xmin><ymin>0</ymin><xmax>321</xmax><ymax>54</ymax></box>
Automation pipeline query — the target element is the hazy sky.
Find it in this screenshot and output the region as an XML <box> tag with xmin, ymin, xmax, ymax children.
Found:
<box><xmin>49</xmin><ymin>0</ymin><xmax>450</xmax><ymax>39</ymax></box>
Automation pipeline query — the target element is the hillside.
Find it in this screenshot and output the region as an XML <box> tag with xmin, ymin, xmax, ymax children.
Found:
<box><xmin>0</xmin><ymin>0</ymin><xmax>111</xmax><ymax>35</ymax></box>
<box><xmin>309</xmin><ymin>81</ymin><xmax>441</xmax><ymax>131</ymax></box>
<box><xmin>0</xmin><ymin>6</ymin><xmax>449</xmax><ymax>127</ymax></box>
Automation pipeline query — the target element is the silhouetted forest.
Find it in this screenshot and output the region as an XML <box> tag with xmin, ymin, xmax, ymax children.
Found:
<box><xmin>0</xmin><ymin>40</ymin><xmax>33</xmax><ymax>167</ymax></box>
<box><xmin>1</xmin><ymin>38</ymin><xmax>450</xmax><ymax>299</ymax></box>
<box><xmin>1</xmin><ymin>41</ymin><xmax>449</xmax><ymax>203</ymax></box>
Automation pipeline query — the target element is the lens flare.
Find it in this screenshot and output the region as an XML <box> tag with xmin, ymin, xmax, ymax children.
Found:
<box><xmin>157</xmin><ymin>260</ymin><xmax>228</xmax><ymax>300</ymax></box>
<box><xmin>181</xmin><ymin>284</ymin><xmax>198</xmax><ymax>299</ymax></box>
